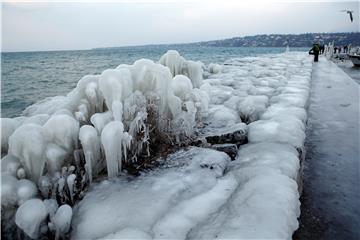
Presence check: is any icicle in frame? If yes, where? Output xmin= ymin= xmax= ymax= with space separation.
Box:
xmin=121 ymin=132 xmax=132 ymax=163
xmin=112 ymin=100 xmax=123 ymax=122
xmin=57 ymin=177 xmax=65 ymax=198
xmin=79 ymin=125 xmax=100 ymax=183
xmin=101 ymin=121 xmax=125 ymax=178
xmin=66 ymin=174 xmax=76 ymax=203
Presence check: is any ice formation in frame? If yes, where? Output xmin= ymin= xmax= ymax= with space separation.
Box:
xmin=70 ymin=52 xmax=312 ymax=240
xmin=8 ymin=124 xmax=48 ymax=182
xmin=1 ymin=174 xmax=19 ymax=207
xmin=2 ymin=50 xmax=208 ymax=183
xmin=159 ymin=50 xmax=203 ymax=88
xmin=1 ymin=154 xmax=21 ymax=177
xmin=51 ymin=204 xmax=73 ymax=238
xmin=2 ymin=51 xmax=313 ymax=239
xmin=208 ymin=63 xmax=222 ymax=74
xmin=16 ymin=179 xmax=38 ymax=205
xmin=1 ymin=118 xmax=20 ymax=152
xmin=15 ymin=199 xmax=48 ymax=239
xmin=79 ymin=125 xmax=101 ymax=183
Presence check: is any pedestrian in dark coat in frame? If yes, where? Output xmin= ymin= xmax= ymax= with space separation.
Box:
xmin=309 ymin=44 xmax=320 ymax=62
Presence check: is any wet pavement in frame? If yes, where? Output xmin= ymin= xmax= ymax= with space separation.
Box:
xmin=334 ymin=60 xmax=360 ymax=85
xmin=294 ymin=57 xmax=360 ymax=239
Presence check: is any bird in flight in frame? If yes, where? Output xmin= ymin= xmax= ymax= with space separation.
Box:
xmin=341 ymin=10 xmax=354 ymax=22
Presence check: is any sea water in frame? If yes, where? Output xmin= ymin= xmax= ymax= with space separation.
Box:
xmin=1 ymin=45 xmax=306 ymax=118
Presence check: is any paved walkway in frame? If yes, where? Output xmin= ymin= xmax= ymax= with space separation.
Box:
xmin=294 ymin=57 xmax=360 ymax=239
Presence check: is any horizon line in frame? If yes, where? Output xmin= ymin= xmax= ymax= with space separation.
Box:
xmin=2 ymin=31 xmax=358 ymax=53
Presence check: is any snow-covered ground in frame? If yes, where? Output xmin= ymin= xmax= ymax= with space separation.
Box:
xmin=70 ymin=52 xmax=312 ymax=239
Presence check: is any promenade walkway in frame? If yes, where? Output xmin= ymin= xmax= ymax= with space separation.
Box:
xmin=294 ymin=57 xmax=360 ymax=239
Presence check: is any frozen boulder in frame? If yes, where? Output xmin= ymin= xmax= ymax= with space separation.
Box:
xmin=238 ymin=95 xmax=269 ymax=123
xmin=1 ymin=154 xmax=21 ymax=176
xmin=201 ymin=123 xmax=248 ymax=145
xmin=15 ymin=199 xmax=48 ymax=239
xmin=208 ymin=63 xmax=222 ymax=74
xmin=52 ymin=204 xmax=73 ymax=237
xmin=248 ymin=118 xmax=305 ymax=148
xmin=8 ymin=124 xmax=47 ymax=182
xmin=16 ymin=179 xmax=38 ymax=205
xmin=207 ymin=105 xmax=240 ymax=128
xmin=1 ymin=173 xmax=18 ymax=208
xmin=1 ymin=118 xmax=21 ymax=153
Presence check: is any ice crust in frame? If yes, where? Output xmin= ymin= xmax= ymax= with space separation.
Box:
xmin=2 ymin=51 xmax=312 ymax=239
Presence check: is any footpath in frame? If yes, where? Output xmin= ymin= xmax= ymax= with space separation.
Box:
xmin=294 ymin=57 xmax=360 ymax=239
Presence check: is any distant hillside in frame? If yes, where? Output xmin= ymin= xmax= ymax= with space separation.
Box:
xmin=196 ymin=32 xmax=360 ymax=47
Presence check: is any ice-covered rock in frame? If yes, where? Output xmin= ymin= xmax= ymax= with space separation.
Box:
xmin=208 ymin=63 xmax=222 ymax=74
xmin=1 ymin=173 xmax=18 ymax=207
xmin=248 ymin=118 xmax=305 ymax=148
xmin=200 ymin=123 xmax=247 ymax=145
xmin=238 ymin=95 xmax=269 ymax=122
xmin=1 ymin=118 xmax=21 ymax=153
xmin=211 ymin=143 xmax=238 ymax=160
xmin=1 ymin=154 xmax=21 ymax=176
xmin=206 ymin=105 xmax=240 ymax=128
xmin=8 ymin=124 xmax=47 ymax=182
xmin=15 ymin=198 xmax=48 ymax=239
xmin=52 ymin=204 xmax=73 ymax=237
xmin=16 ymin=179 xmax=38 ymax=205
xmin=261 ymin=104 xmax=307 ymax=123
xmin=236 ymin=142 xmax=300 ymax=179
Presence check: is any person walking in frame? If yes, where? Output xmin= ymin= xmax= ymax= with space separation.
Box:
xmin=309 ymin=43 xmax=320 ymax=62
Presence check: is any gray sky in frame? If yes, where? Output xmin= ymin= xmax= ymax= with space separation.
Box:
xmin=1 ymin=0 xmax=359 ymax=52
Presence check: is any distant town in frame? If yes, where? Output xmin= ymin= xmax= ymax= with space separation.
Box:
xmin=94 ymin=32 xmax=360 ymax=50
xmin=195 ymin=32 xmax=360 ymax=47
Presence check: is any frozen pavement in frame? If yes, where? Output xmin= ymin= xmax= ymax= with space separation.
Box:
xmin=71 ymin=52 xmax=312 ymax=239
xmin=294 ymin=57 xmax=360 ymax=239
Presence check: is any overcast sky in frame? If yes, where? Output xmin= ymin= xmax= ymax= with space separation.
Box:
xmin=1 ymin=0 xmax=359 ymax=52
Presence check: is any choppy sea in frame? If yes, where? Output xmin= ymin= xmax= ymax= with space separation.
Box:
xmin=1 ymin=45 xmax=307 ymax=118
